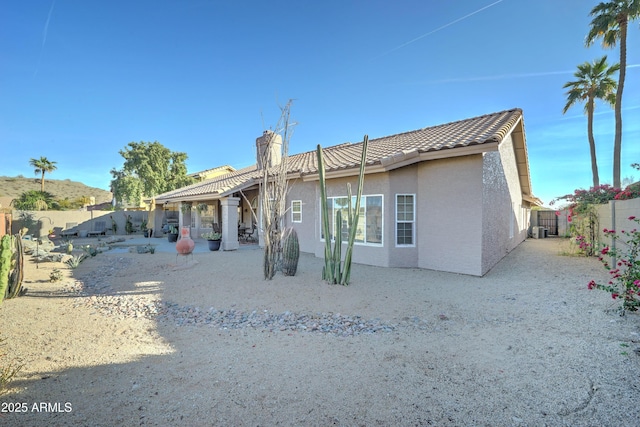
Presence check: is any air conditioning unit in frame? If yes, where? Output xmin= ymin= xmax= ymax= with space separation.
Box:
xmin=532 ymin=226 xmax=545 ymax=239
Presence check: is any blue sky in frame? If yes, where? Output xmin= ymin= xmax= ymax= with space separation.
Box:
xmin=1 ymin=0 xmax=639 ymax=207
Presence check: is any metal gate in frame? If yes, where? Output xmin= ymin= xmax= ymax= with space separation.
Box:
xmin=535 ymin=210 xmax=558 ymax=235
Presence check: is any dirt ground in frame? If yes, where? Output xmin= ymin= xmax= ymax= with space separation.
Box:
xmin=1 ymin=238 xmax=639 ymax=426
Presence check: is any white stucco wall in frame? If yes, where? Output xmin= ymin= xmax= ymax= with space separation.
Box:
xmin=481 ymin=134 xmax=527 ymax=274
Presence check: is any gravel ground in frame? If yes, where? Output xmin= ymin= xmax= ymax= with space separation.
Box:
xmin=1 ymin=238 xmax=639 ymax=426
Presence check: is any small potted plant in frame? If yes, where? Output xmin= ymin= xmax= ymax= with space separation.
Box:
xmin=141 ymin=219 xmax=149 ymax=237
xmin=201 ymin=231 xmax=222 ymax=251
xmin=167 ymin=225 xmax=179 ymax=242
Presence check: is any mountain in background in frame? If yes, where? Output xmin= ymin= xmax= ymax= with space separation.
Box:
xmin=0 ymin=176 xmax=112 ymax=208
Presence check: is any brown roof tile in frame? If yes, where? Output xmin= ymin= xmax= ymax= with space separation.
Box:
xmin=156 ymin=108 xmax=527 ymax=201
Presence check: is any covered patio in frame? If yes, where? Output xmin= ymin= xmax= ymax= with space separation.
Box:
xmin=151 ymin=172 xmax=261 ymax=250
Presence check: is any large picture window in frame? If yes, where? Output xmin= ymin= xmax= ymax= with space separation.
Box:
xmin=321 ymin=195 xmax=383 ymax=246
xmin=396 ymin=194 xmax=415 ymax=246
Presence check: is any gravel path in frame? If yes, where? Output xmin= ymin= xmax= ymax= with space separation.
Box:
xmin=71 ymin=256 xmax=405 ymax=335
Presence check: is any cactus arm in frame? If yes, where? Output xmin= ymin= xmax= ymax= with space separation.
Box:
xmin=317 ymin=144 xmax=334 ymax=283
xmin=341 ymin=135 xmax=368 ymax=285
xmin=334 ymin=209 xmax=342 ymax=283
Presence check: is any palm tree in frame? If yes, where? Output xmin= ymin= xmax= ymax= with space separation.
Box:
xmin=586 ymin=0 xmax=640 ymax=188
xmin=563 ymin=56 xmax=619 ymax=188
xmin=29 ymin=156 xmax=58 ymax=192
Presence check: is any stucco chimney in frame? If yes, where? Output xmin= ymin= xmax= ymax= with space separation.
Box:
xmin=256 ymin=130 xmax=282 ymax=169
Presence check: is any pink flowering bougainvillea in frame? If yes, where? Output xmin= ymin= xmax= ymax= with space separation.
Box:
xmin=552 ymin=184 xmax=640 ymax=257
xmin=588 ymin=216 xmax=640 ymax=314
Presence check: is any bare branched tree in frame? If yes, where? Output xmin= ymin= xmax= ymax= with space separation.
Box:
xmin=259 ymin=100 xmax=296 ymax=280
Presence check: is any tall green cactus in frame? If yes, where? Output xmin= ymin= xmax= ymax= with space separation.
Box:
xmin=0 ymin=235 xmax=11 ymax=303
xmin=317 ymin=135 xmax=368 ymax=285
xmin=7 ymin=236 xmax=24 ymax=299
xmin=281 ymin=227 xmax=300 ymax=276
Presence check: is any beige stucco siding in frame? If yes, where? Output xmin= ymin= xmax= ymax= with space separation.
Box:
xmin=286 ymin=137 xmax=527 ymax=276
xmin=387 ymin=164 xmax=419 ymax=267
xmin=285 ymin=180 xmax=318 ymax=254
xmin=417 ymin=155 xmax=484 ymax=275
xmin=481 ymin=133 xmax=527 ymax=274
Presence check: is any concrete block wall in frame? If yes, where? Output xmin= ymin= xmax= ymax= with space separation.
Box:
xmin=10 ymin=209 xmax=148 ymax=238
xmin=595 ymin=198 xmax=640 ymax=248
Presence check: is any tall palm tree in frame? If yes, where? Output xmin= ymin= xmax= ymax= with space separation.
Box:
xmin=586 ymin=0 xmax=640 ymax=188
xmin=29 ymin=156 xmax=58 ymax=192
xmin=563 ymin=56 xmax=619 ymax=188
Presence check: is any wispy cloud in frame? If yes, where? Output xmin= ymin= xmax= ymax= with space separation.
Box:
xmin=34 ymin=0 xmax=55 ymax=77
xmin=374 ymin=0 xmax=505 ymax=59
xmin=421 ymin=63 xmax=640 ymax=85
xmin=42 ymin=0 xmax=55 ymax=47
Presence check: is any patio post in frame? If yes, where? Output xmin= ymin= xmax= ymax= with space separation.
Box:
xmin=220 ymin=197 xmax=240 ymax=251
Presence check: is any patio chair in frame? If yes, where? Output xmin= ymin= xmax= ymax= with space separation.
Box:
xmin=60 ymin=222 xmax=78 ymax=237
xmin=87 ymin=220 xmax=107 ymax=237
xmin=245 ymin=224 xmax=258 ymax=242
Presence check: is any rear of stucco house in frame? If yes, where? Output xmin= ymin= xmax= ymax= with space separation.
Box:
xmin=155 ymin=108 xmax=539 ymax=276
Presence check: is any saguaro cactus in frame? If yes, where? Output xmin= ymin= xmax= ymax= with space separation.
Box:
xmin=317 ymin=135 xmax=368 ymax=285
xmin=281 ymin=227 xmax=300 ymax=276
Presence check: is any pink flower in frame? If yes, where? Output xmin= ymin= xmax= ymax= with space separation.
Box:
xmin=588 ymin=280 xmax=596 ymax=290
xmin=601 ymin=247 xmax=610 ymax=255
xmin=629 ymin=216 xmax=636 ymax=220
xmin=612 ymin=293 xmax=619 ymax=300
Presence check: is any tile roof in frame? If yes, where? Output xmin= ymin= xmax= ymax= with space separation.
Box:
xmin=155 ymin=108 xmax=530 ymax=202
xmin=288 ymin=108 xmax=524 ymax=174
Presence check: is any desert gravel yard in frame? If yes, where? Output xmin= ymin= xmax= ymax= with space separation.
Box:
xmin=1 ymin=237 xmax=639 ymax=426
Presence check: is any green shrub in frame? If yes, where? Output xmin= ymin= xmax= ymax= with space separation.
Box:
xmin=0 ymin=336 xmax=23 ymax=395
xmin=49 ymin=268 xmax=63 ymax=282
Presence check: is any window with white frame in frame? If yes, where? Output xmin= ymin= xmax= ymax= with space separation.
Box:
xmin=321 ymin=195 xmax=383 ymax=245
xmin=396 ymin=194 xmax=415 ymax=246
xmin=291 ymin=200 xmax=302 ymax=223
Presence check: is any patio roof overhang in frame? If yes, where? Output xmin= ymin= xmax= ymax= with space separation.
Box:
xmin=154 ymin=179 xmax=259 ymax=204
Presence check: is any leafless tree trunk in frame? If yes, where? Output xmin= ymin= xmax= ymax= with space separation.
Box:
xmin=260 ymin=100 xmax=296 ymax=279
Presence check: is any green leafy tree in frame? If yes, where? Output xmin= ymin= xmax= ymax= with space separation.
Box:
xmin=563 ymin=56 xmax=619 ymax=188
xmin=586 ymin=0 xmax=640 ymax=188
xmin=29 ymin=157 xmax=57 ymax=192
xmin=110 ymin=141 xmax=195 ymax=206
